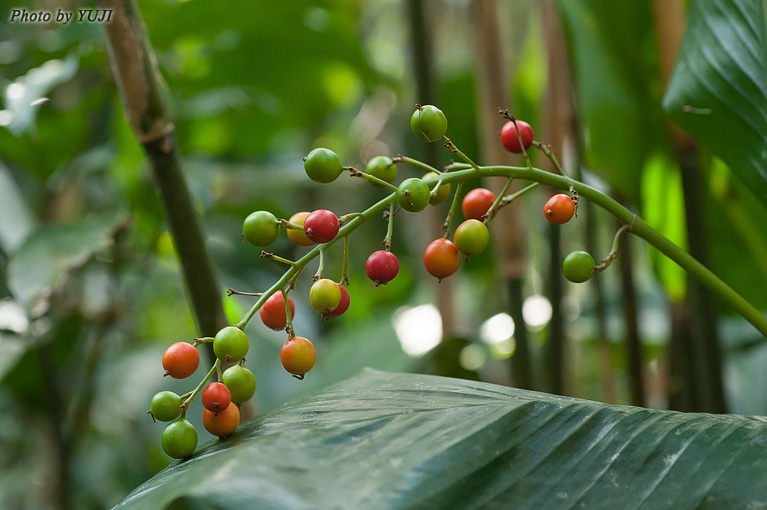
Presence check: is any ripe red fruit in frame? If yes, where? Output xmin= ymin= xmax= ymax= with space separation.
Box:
xmin=543 ymin=194 xmax=575 ymax=225
xmin=280 ymin=336 xmax=317 ymax=378
xmin=201 ymin=382 xmax=232 ymax=414
xmin=162 ymin=342 xmax=200 ymax=379
xmin=303 ymin=209 xmax=339 ymax=244
xmin=462 ymin=188 xmax=497 ymax=221
xmin=423 ymin=238 xmax=461 ymax=281
xmin=203 ymin=403 xmax=240 ymax=438
xmin=500 ymin=120 xmax=534 ymax=153
xmin=325 ymin=283 xmax=350 ymax=318
xmin=260 ymin=292 xmax=296 ymax=330
xmin=365 ymin=250 xmax=399 ymax=286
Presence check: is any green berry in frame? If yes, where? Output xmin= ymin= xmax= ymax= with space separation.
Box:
xmin=454 ymin=219 xmax=490 ymax=255
xmin=222 ymin=364 xmax=256 ymax=404
xmin=309 ymin=278 xmax=342 ymax=314
xmin=213 ymin=326 xmax=249 ymax=362
xmin=423 ymin=171 xmax=451 ymax=205
xmin=562 ymin=251 xmax=595 ymax=283
xmin=304 ymin=148 xmax=343 ymax=183
xmin=396 ymin=178 xmax=431 ymax=212
xmin=411 ymin=105 xmax=447 ymax=143
xmin=150 ymin=391 xmax=183 ymax=422
xmin=243 ymin=211 xmax=280 ymax=246
xmin=365 ymin=156 xmax=397 ymax=186
xmin=161 ymin=418 xmax=198 ymax=459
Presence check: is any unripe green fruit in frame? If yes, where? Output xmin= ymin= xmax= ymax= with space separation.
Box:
xmin=150 ymin=391 xmax=183 ymax=422
xmin=396 ymin=178 xmax=431 ymax=212
xmin=423 ymin=171 xmax=451 ymax=205
xmin=411 ymin=105 xmax=448 ymax=142
xmin=309 ymin=278 xmax=342 ymax=314
xmin=213 ymin=326 xmax=249 ymax=362
xmin=454 ymin=219 xmax=490 ymax=255
xmin=304 ymin=148 xmax=344 ymax=183
xmin=161 ymin=418 xmax=198 ymax=459
xmin=222 ymin=365 xmax=256 ymax=404
xmin=562 ymin=251 xmax=595 ymax=283
xmin=365 ymin=156 xmax=397 ymax=186
xmin=243 ymin=211 xmax=280 ymax=246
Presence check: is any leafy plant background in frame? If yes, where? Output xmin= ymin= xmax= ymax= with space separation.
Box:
xmin=0 ymin=1 xmax=766 ymax=509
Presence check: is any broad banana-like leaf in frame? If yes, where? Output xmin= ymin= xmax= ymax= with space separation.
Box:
xmin=663 ymin=0 xmax=767 ymax=206
xmin=114 ymin=369 xmax=767 ymax=509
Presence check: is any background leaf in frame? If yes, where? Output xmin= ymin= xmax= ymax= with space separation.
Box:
xmin=663 ymin=0 xmax=767 ymax=206
xmin=115 ymin=369 xmax=767 ymax=510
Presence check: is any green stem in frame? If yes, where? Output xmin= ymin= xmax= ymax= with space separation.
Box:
xmin=348 ymin=167 xmax=399 ymax=191
xmin=595 ymin=222 xmax=634 ymax=272
xmin=484 ymin=178 xmax=514 ymax=225
xmin=181 ymin=359 xmax=220 ymax=415
xmin=261 ymin=252 xmax=295 ymax=266
xmin=533 ymin=141 xmax=566 ymax=176
xmin=443 ymin=164 xmax=767 ymax=336
xmin=282 ymin=289 xmax=295 ymax=337
xmin=341 ymin=236 xmax=350 ymax=286
xmin=443 ymin=136 xmax=481 ymax=173
xmin=442 ymin=181 xmax=464 ymax=239
xmin=383 ymin=203 xmax=395 ymax=250
xmin=394 ymin=155 xmax=441 ymax=175
xmin=499 ymin=182 xmax=540 ymax=207
xmin=314 ymin=249 xmax=326 ymax=280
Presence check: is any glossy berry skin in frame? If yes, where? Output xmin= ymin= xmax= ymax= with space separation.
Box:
xmin=162 ymin=342 xmax=199 ymax=379
xmin=287 ymin=211 xmax=315 ymax=247
xmin=203 ymin=403 xmax=240 ymax=438
xmin=213 ymin=326 xmax=249 ymax=363
xmin=423 ymin=171 xmax=451 ymax=205
xmin=396 ymin=178 xmax=431 ymax=212
xmin=150 ymin=391 xmax=183 ymax=422
xmin=260 ymin=292 xmax=296 ymax=330
xmin=222 ymin=365 xmax=256 ymax=404
xmin=325 ymin=284 xmax=350 ymax=318
xmin=303 ymin=209 xmax=339 ymax=244
xmin=562 ymin=251 xmax=595 ymax=283
xmin=242 ymin=211 xmax=280 ymax=247
xmin=423 ymin=238 xmax=461 ymax=280
xmin=281 ymin=336 xmax=317 ymax=378
xmin=543 ymin=194 xmax=575 ymax=225
xmin=161 ymin=418 xmax=198 ymax=459
xmin=365 ymin=156 xmax=397 ymax=186
xmin=411 ymin=104 xmax=448 ymax=142
xmin=462 ymin=188 xmax=497 ymax=221
xmin=310 ymin=278 xmax=342 ymax=314
xmin=304 ymin=148 xmax=343 ymax=183
xmin=365 ymin=250 xmax=399 ymax=286
xmin=454 ymin=219 xmax=490 ymax=255
xmin=500 ymin=120 xmax=535 ymax=153
xmin=201 ymin=382 xmax=231 ymax=414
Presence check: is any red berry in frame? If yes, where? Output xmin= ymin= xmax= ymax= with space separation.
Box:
xmin=203 ymin=403 xmax=240 ymax=438
xmin=280 ymin=336 xmax=317 ymax=378
xmin=325 ymin=284 xmax=350 ymax=318
xmin=423 ymin=238 xmax=461 ymax=281
xmin=260 ymin=293 xmax=296 ymax=330
xmin=201 ymin=382 xmax=231 ymax=414
xmin=500 ymin=120 xmax=534 ymax=153
xmin=365 ymin=250 xmax=399 ymax=286
xmin=543 ymin=194 xmax=575 ymax=225
xmin=162 ymin=342 xmax=200 ymax=379
xmin=303 ymin=210 xmax=339 ymax=244
xmin=462 ymin=188 xmax=497 ymax=221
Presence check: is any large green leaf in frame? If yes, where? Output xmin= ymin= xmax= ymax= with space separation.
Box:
xmin=663 ymin=0 xmax=767 ymax=206
xmin=115 ymin=369 xmax=767 ymax=509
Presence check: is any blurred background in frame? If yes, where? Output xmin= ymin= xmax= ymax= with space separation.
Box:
xmin=1 ymin=0 xmax=766 ymax=508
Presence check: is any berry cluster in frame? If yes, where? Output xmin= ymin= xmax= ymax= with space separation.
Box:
xmin=150 ymin=329 xmax=256 ymax=458
xmin=149 ymin=104 xmax=620 ymax=459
